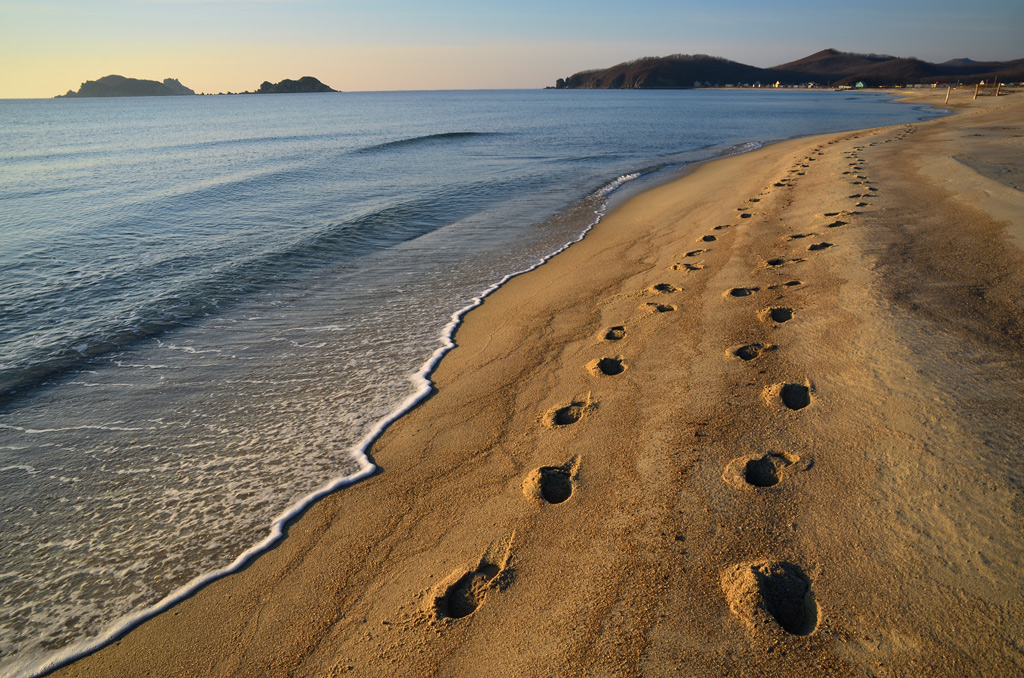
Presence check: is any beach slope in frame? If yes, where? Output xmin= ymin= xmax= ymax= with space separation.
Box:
xmin=55 ymin=89 xmax=1024 ymax=677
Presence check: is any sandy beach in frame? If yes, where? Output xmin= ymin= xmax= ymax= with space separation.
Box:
xmin=53 ymin=88 xmax=1024 ymax=677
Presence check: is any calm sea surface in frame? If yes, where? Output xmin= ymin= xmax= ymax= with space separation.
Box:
xmin=0 ymin=89 xmax=942 ymax=676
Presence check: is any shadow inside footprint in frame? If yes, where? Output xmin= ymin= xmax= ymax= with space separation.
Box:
xmin=730 ymin=343 xmax=772 ymax=361
xmin=765 ymin=307 xmax=793 ymax=323
xmin=728 ymin=287 xmax=759 ymax=297
xmin=721 ymin=560 xmax=819 ymax=637
xmin=551 ymin=404 xmax=583 ymax=425
xmin=604 ymin=325 xmax=625 ymax=341
xmin=808 ymin=242 xmax=833 ymax=251
xmin=652 ymin=283 xmax=679 ymax=293
xmin=765 ymin=258 xmax=786 ymax=267
xmin=432 ymin=535 xmax=515 ymax=621
xmin=756 ymin=563 xmax=818 ymax=635
xmin=826 ymin=220 xmax=847 ymax=228
xmin=780 ymin=383 xmax=811 ymax=410
xmin=440 ymin=564 xmax=501 ymax=619
xmin=701 ymin=234 xmax=717 ymax=242
xmin=647 ymin=303 xmax=676 ymax=313
xmin=538 ymin=467 xmax=573 ymax=503
xmin=744 ymin=453 xmax=794 ymax=487
xmin=591 ymin=357 xmax=625 ymax=376
xmin=524 ymin=458 xmax=579 ymax=505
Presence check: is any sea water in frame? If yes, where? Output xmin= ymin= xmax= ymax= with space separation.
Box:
xmin=0 ymin=89 xmax=942 ymax=676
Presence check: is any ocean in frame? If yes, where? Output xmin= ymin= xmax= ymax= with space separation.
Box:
xmin=0 ymin=89 xmax=943 ymax=677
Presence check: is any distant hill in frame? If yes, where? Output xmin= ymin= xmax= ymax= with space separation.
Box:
xmin=57 ymin=75 xmax=196 ymax=98
xmin=771 ymin=49 xmax=895 ymax=77
xmin=553 ymin=49 xmax=1024 ymax=89
xmin=772 ymin=49 xmax=1024 ymax=87
xmin=256 ymin=77 xmax=336 ymax=94
xmin=555 ymin=55 xmax=773 ymax=89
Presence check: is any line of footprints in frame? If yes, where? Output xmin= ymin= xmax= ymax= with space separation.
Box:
xmin=427 ymin=130 xmax=898 ymax=638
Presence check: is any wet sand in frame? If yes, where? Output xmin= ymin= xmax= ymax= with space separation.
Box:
xmin=54 ymin=88 xmax=1024 ymax=677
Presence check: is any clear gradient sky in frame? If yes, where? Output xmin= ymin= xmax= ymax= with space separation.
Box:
xmin=1 ymin=0 xmax=1021 ymax=98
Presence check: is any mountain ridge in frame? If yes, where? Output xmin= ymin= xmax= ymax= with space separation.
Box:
xmin=553 ymin=48 xmax=1024 ymax=89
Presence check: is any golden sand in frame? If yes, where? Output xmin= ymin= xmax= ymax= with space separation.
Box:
xmin=56 ymin=88 xmax=1024 ymax=677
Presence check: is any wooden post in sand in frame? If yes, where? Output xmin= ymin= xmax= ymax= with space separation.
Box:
xmin=974 ymin=82 xmax=981 ymax=100
xmin=996 ymin=83 xmax=1003 ymax=96
xmin=945 ymin=85 xmax=951 ymax=104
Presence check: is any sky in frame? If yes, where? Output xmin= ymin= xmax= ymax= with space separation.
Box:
xmin=1 ymin=0 xmax=1021 ymax=98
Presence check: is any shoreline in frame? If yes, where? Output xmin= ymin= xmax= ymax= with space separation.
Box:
xmin=18 ymin=139 xmax=779 ymax=678
xmin=52 ymin=89 xmax=1024 ymax=676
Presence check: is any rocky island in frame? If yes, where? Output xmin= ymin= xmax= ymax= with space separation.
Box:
xmin=255 ymin=77 xmax=337 ymax=94
xmin=57 ymin=75 xmax=196 ymax=98
xmin=56 ymin=74 xmax=339 ymax=98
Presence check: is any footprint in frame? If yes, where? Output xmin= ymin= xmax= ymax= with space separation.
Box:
xmin=807 ymin=242 xmax=833 ymax=251
xmin=764 ymin=258 xmax=786 ymax=267
xmin=854 ymin=202 xmax=868 ymax=207
xmin=604 ymin=325 xmax=626 ymax=341
xmin=685 ymin=249 xmax=708 ymax=257
xmin=714 ymin=224 xmax=731 ymax=231
xmin=764 ymin=382 xmax=813 ymax=410
xmin=589 ymin=356 xmax=626 ymax=376
xmin=701 ymin=234 xmax=717 ymax=242
xmin=647 ymin=303 xmax=676 ymax=313
xmin=848 ymin=193 xmax=862 ymax=198
xmin=787 ymin=233 xmax=815 ymax=240
xmin=545 ymin=395 xmax=594 ymax=427
xmin=722 ymin=451 xmax=808 ymax=489
xmin=651 ymin=283 xmax=679 ymax=293
xmin=739 ymin=213 xmax=752 ymax=219
xmin=826 ymin=220 xmax=847 ymax=229
xmin=671 ymin=262 xmax=704 ymax=272
xmin=728 ymin=343 xmax=774 ymax=361
xmin=721 ymin=560 xmax=819 ymax=636
xmin=743 ymin=453 xmax=797 ymax=487
xmin=429 ymin=534 xmax=515 ymax=620
xmin=523 ymin=458 xmax=579 ymax=504
xmin=726 ymin=287 xmax=760 ymax=298
xmin=767 ymin=280 xmax=802 ymax=290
